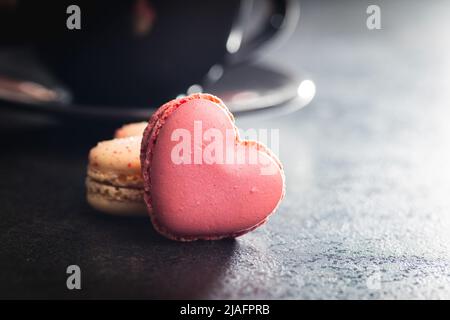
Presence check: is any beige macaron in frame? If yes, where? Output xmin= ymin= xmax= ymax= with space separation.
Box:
xmin=114 ymin=122 xmax=148 ymax=139
xmin=86 ymin=136 xmax=148 ymax=216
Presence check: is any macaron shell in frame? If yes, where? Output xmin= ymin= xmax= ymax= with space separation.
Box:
xmin=89 ymin=136 xmax=142 ymax=176
xmin=143 ymin=97 xmax=285 ymax=241
xmin=140 ymin=93 xmax=231 ymax=171
xmin=140 ymin=93 xmax=233 ymax=213
xmin=87 ymin=193 xmax=148 ymax=216
xmin=115 ymin=122 xmax=148 ymax=138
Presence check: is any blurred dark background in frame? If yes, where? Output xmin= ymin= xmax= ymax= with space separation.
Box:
xmin=0 ymin=0 xmax=300 ymax=110
xmin=0 ymin=0 xmax=240 ymax=106
xmin=1 ymin=0 xmax=450 ymax=299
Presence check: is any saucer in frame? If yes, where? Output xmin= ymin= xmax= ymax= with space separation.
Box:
xmin=0 ymin=49 xmax=314 ymax=122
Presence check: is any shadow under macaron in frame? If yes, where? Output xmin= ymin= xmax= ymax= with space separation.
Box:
xmin=79 ymin=203 xmax=239 ymax=299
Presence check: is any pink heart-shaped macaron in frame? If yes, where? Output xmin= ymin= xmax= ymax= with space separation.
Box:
xmin=141 ymin=94 xmax=285 ymax=241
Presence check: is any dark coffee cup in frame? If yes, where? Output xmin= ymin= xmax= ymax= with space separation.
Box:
xmin=1 ymin=0 xmax=298 ymax=107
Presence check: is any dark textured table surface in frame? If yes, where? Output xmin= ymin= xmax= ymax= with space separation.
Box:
xmin=2 ymin=0 xmax=450 ymax=299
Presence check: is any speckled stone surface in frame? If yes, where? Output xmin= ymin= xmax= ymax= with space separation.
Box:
xmin=1 ymin=0 xmax=450 ymax=299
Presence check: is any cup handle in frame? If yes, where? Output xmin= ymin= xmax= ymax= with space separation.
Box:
xmin=226 ymin=0 xmax=300 ymax=64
